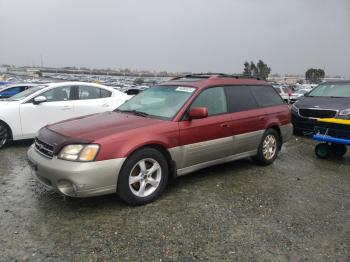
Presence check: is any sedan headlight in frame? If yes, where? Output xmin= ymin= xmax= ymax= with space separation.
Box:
xmin=58 ymin=144 xmax=100 ymax=162
xmin=291 ymin=104 xmax=299 ymax=112
xmin=339 ymin=109 xmax=350 ymax=116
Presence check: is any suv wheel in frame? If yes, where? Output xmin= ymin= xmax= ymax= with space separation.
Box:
xmin=254 ymin=129 xmax=280 ymax=166
xmin=0 ymin=122 xmax=9 ymax=149
xmin=117 ymin=147 xmax=168 ymax=205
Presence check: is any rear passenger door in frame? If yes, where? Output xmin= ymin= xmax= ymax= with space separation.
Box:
xmin=73 ymin=85 xmax=113 ymax=117
xmin=225 ymin=86 xmax=266 ymax=155
xmin=178 ymin=87 xmax=234 ymax=168
xmin=250 ymin=85 xmax=287 ymax=125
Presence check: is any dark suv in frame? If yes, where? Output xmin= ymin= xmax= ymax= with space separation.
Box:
xmin=28 ymin=74 xmax=292 ymax=205
xmin=292 ymin=81 xmax=350 ymax=134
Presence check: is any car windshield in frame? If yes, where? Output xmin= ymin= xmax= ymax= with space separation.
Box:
xmin=7 ymin=85 xmax=44 ymax=101
xmin=116 ymin=85 xmax=196 ymax=119
xmin=308 ymin=83 xmax=350 ymax=98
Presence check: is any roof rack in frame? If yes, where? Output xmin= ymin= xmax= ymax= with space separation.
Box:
xmin=171 ymin=73 xmax=260 ymax=81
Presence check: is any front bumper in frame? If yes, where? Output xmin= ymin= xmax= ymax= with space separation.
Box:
xmin=27 ymin=145 xmax=126 ymax=197
xmin=291 ymin=111 xmax=318 ymax=133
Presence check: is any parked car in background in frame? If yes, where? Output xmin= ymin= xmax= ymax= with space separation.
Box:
xmin=123 ymin=86 xmax=149 ymax=95
xmin=292 ymin=81 xmax=350 ymax=134
xmin=0 ymin=82 xmax=131 ymax=148
xmin=0 ymin=83 xmax=38 ymax=99
xmin=27 ymin=74 xmax=292 ymax=205
xmin=273 ymin=85 xmax=290 ymax=103
xmin=290 ymin=88 xmax=311 ymax=104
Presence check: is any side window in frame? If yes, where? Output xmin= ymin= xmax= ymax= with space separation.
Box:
xmin=6 ymin=87 xmax=22 ymax=93
xmin=191 ymin=87 xmax=227 ymax=116
xmin=78 ymin=86 xmax=112 ymax=100
xmin=251 ymin=86 xmax=284 ymax=107
xmin=40 ymin=86 xmax=72 ymax=102
xmin=100 ymin=88 xmax=112 ymax=98
xmin=225 ymin=86 xmax=259 ymax=112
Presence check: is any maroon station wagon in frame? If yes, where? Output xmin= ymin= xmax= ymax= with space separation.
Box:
xmin=27 ymin=74 xmax=292 ymax=205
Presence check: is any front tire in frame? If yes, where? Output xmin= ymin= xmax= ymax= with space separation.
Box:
xmin=315 ymin=143 xmax=331 ymax=159
xmin=117 ymin=147 xmax=169 ymax=206
xmin=254 ymin=129 xmax=280 ymax=166
xmin=0 ymin=122 xmax=9 ymax=149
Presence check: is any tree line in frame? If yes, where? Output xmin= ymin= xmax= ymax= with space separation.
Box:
xmin=241 ymin=60 xmax=326 ymax=83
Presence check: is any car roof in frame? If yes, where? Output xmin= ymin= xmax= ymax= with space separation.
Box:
xmin=321 ymin=80 xmax=350 ymax=84
xmin=0 ymin=83 xmax=38 ymax=89
xmin=43 ymin=81 xmax=118 ymax=92
xmin=160 ymin=74 xmax=270 ymax=90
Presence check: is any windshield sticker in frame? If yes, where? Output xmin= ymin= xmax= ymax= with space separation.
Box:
xmin=176 ymin=86 xmax=195 ymax=93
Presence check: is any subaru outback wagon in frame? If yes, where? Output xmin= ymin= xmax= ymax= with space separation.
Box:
xmin=27 ymin=74 xmax=292 ymax=205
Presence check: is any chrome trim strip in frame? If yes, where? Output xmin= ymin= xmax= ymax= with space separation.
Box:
xmin=297 ymin=107 xmax=338 ymax=119
xmin=176 ymin=150 xmax=257 ymax=176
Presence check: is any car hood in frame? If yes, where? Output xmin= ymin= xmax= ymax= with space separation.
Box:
xmin=295 ymin=96 xmax=350 ymax=110
xmin=47 ymin=111 xmax=165 ymax=141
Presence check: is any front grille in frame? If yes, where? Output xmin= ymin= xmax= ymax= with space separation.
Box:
xmin=34 ymin=138 xmax=54 ymax=158
xmin=299 ymin=108 xmax=337 ymax=118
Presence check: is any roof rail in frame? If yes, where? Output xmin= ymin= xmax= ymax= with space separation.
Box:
xmin=171 ymin=73 xmax=261 ymax=81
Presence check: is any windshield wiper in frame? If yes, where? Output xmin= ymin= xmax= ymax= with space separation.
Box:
xmin=116 ymin=109 xmax=149 ymax=117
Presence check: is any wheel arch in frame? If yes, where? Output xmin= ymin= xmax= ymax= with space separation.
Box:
xmin=266 ymin=124 xmax=282 ymax=150
xmin=121 ymin=143 xmax=177 ymax=181
xmin=0 ymin=119 xmax=13 ymax=140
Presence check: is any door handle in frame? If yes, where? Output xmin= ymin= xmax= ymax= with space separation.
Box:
xmin=102 ymin=103 xmax=110 ymax=107
xmin=221 ymin=123 xmax=231 ymax=128
xmin=259 ymin=116 xmax=266 ymax=121
xmin=62 ymin=106 xmax=72 ymax=110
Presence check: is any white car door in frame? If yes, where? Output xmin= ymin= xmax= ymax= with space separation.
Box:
xmin=19 ymin=85 xmax=75 ymax=138
xmin=73 ymin=85 xmax=114 ymax=116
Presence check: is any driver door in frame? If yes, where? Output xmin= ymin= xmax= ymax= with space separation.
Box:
xmin=178 ymin=87 xmax=234 ymax=168
xmin=19 ymin=86 xmax=75 ymax=138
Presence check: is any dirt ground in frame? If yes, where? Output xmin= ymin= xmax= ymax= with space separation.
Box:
xmin=0 ymin=136 xmax=349 ymax=261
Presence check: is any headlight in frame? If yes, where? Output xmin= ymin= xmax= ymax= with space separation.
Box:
xmin=339 ymin=109 xmax=350 ymax=116
xmin=291 ymin=104 xmax=299 ymax=112
xmin=58 ymin=144 xmax=100 ymax=162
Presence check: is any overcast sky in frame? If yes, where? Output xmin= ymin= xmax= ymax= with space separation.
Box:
xmin=0 ymin=0 xmax=349 ymax=76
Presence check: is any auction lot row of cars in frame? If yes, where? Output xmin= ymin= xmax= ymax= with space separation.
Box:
xmin=1 ymin=75 xmax=349 ymax=205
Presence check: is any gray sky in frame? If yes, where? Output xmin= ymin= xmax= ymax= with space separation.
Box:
xmin=0 ymin=0 xmax=349 ymax=76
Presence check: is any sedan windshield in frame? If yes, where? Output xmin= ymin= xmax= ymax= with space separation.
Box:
xmin=7 ymin=85 xmax=45 ymax=101
xmin=116 ymin=85 xmax=196 ymax=119
xmin=308 ymin=83 xmax=350 ymax=98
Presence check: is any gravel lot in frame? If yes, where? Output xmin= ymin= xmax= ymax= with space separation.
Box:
xmin=0 ymin=136 xmax=349 ymax=261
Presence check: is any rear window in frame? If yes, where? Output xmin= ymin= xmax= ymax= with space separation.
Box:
xmin=225 ymin=86 xmax=259 ymax=112
xmin=251 ymin=86 xmax=284 ymax=107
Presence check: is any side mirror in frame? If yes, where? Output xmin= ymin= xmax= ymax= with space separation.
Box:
xmin=33 ymin=96 xmax=47 ymax=105
xmin=189 ymin=107 xmax=208 ymax=119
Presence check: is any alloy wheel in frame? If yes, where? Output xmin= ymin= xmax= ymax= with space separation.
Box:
xmin=262 ymin=134 xmax=277 ymax=160
xmin=129 ymin=158 xmax=162 ymax=197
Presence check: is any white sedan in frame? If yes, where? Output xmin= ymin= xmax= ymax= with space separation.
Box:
xmin=0 ymin=82 xmax=131 ymax=148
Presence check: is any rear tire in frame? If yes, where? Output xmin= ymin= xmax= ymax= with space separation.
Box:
xmin=0 ymin=122 xmax=9 ymax=149
xmin=330 ymin=143 xmax=347 ymax=157
xmin=117 ymin=147 xmax=169 ymax=206
xmin=315 ymin=143 xmax=331 ymax=159
xmin=254 ymin=129 xmax=280 ymax=166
